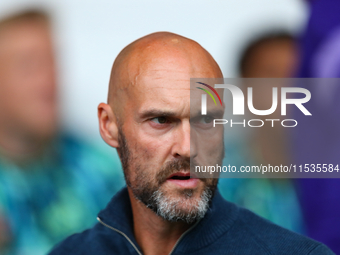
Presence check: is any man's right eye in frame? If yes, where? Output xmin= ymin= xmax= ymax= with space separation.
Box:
xmin=150 ymin=117 xmax=169 ymax=124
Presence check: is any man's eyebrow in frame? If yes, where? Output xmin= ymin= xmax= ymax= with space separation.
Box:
xmin=139 ymin=109 xmax=178 ymax=119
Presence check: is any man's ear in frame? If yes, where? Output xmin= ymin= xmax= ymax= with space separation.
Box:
xmin=98 ymin=103 xmax=119 ymax=148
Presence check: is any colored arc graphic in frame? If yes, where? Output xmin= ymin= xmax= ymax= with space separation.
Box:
xmin=196 ymin=82 xmax=223 ymax=105
xmin=196 ymin=87 xmax=217 ymax=105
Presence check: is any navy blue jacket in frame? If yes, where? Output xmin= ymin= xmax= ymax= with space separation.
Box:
xmin=49 ymin=187 xmax=334 ymax=254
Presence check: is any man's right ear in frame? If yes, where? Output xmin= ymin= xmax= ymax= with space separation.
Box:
xmin=98 ymin=103 xmax=119 ymax=148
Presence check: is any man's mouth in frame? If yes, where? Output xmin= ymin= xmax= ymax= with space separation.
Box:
xmin=166 ymin=172 xmax=199 ymax=188
xmin=168 ymin=172 xmax=190 ymax=180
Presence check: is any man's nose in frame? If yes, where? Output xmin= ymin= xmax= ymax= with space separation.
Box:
xmin=172 ymin=119 xmax=191 ymax=159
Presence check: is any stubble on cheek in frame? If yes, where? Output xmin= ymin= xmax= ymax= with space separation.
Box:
xmin=117 ymin=125 xmax=159 ymax=191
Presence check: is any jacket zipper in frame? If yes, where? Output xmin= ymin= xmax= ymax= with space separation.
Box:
xmin=97 ymin=217 xmax=142 ymax=255
xmin=98 ymin=216 xmax=200 ymax=255
xmin=168 ymin=219 xmax=201 ymax=255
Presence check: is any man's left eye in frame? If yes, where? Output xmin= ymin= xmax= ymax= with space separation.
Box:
xmin=200 ymin=116 xmax=213 ymax=124
xmin=151 ymin=117 xmax=168 ymax=124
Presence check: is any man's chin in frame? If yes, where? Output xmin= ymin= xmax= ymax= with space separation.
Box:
xmin=163 ymin=182 xmax=210 ymax=202
xmin=161 ymin=178 xmax=211 ymax=199
xmin=152 ymin=185 xmax=213 ymax=224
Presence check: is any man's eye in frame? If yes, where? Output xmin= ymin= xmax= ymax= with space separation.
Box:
xmin=151 ymin=117 xmax=168 ymax=124
xmin=200 ymin=116 xmax=213 ymax=124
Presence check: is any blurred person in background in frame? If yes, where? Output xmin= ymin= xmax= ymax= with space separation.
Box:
xmin=0 ymin=9 xmax=124 ymax=255
xmin=239 ymin=32 xmax=298 ymax=168
xmin=239 ymin=32 xmax=297 ymax=78
xmin=292 ymin=0 xmax=340 ymax=253
xmin=218 ymin=32 xmax=303 ymax=233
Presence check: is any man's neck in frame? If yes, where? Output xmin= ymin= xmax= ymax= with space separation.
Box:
xmin=128 ymin=188 xmax=192 ymax=255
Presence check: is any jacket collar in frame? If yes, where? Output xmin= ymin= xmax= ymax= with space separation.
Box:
xmin=97 ymin=187 xmax=139 ymax=248
xmin=97 ymin=187 xmax=239 ymax=253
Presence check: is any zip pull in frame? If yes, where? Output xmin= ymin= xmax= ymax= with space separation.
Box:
xmin=97 ymin=217 xmax=142 ymax=255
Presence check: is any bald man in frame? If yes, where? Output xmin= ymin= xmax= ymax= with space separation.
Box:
xmin=49 ymin=32 xmax=333 ymax=255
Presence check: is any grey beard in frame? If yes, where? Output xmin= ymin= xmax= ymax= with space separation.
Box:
xmin=143 ymin=187 xmax=213 ymax=224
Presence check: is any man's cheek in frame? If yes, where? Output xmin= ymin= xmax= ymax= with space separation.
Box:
xmin=197 ymin=145 xmax=221 ymax=163
xmin=207 ymin=141 xmax=224 ymax=160
xmin=139 ymin=139 xmax=170 ymax=164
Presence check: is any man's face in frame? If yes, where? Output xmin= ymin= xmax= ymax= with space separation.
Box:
xmin=243 ymin=39 xmax=297 ymax=78
xmin=0 ymin=21 xmax=57 ymax=140
xmin=116 ymin=54 xmax=223 ymax=223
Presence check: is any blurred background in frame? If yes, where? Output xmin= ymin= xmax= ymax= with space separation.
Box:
xmin=0 ymin=0 xmax=307 ymax=140
xmin=1 ymin=0 xmax=339 ymax=254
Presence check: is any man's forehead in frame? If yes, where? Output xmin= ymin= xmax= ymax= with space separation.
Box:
xmin=108 ymin=32 xmax=223 ymax=115
xmin=131 ymin=78 xmax=190 ymax=105
xmin=125 ymin=62 xmax=222 ymax=114
xmin=131 ymin=54 xmax=219 ymax=88
xmin=135 ymin=70 xmax=192 ymax=90
xmin=123 ymin=70 xmax=190 ymax=117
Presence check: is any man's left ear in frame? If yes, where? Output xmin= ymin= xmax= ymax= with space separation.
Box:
xmin=98 ymin=103 xmax=119 ymax=148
